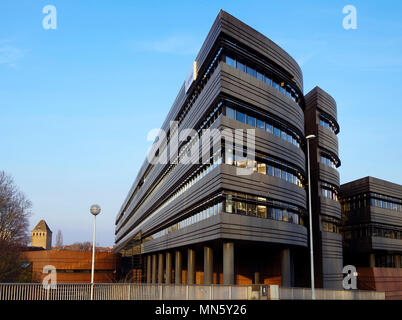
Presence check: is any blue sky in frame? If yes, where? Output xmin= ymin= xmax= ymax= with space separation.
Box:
xmin=1 ymin=1 xmax=401 ymax=246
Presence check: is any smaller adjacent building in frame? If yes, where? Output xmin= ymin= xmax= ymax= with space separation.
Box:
xmin=340 ymin=176 xmax=402 ymax=297
xmin=24 ymin=250 xmax=121 ymax=283
xmin=25 ymin=220 xmax=121 ymax=283
xmin=31 ymin=220 xmax=52 ymax=250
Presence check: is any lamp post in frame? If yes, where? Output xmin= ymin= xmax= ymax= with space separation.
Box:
xmin=306 ymin=134 xmax=316 ymax=300
xmin=90 ymin=204 xmax=101 ymax=300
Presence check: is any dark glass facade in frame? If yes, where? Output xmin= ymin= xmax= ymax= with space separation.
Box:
xmin=114 ymin=10 xmax=342 ymax=288
xmin=340 ymin=177 xmax=402 ymax=269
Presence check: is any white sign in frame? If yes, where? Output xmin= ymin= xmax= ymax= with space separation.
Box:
xmin=184 ymin=61 xmax=198 ymax=93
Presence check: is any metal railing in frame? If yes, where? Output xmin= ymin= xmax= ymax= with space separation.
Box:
xmin=0 ymin=283 xmax=250 ymax=300
xmin=279 ymin=287 xmax=385 ymax=300
xmin=0 ymin=283 xmax=386 ymax=300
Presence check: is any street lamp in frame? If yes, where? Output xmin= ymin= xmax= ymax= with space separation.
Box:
xmin=306 ymin=134 xmax=316 ymax=300
xmin=90 ymin=204 xmax=101 ymax=300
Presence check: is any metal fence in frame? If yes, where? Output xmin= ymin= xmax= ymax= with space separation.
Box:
xmin=0 ymin=283 xmax=386 ymax=300
xmin=0 ymin=283 xmax=250 ymax=300
xmin=279 ymin=287 xmax=385 ymax=300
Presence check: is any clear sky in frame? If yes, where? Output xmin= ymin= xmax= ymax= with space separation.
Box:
xmin=1 ymin=1 xmax=401 ymax=247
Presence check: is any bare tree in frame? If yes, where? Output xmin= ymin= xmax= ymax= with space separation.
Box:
xmin=69 ymin=241 xmax=92 ymax=251
xmin=0 ymin=171 xmax=31 ymax=245
xmin=55 ymin=229 xmax=63 ymax=247
xmin=0 ymin=171 xmax=33 ymax=282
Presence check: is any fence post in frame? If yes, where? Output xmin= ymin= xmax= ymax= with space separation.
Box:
xmin=210 ymin=285 xmax=213 ymax=300
xmin=46 ymin=286 xmax=50 ymax=300
xmin=159 ymin=285 xmax=163 ymax=300
xmin=186 ymin=285 xmax=189 ymax=300
xmin=269 ymin=285 xmax=279 ymax=300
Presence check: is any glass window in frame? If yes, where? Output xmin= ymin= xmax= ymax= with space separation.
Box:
xmin=236 ymin=201 xmax=247 ymax=215
xmin=246 ymin=66 xmax=256 ymax=77
xmin=257 ymin=205 xmax=266 ymax=218
xmin=225 ymin=197 xmax=233 ymax=213
xmin=226 ymin=107 xmax=236 ymax=119
xmin=283 ymin=210 xmax=289 ymax=222
xmin=281 ymin=131 xmax=287 ymax=140
xmin=247 ymin=203 xmax=257 ymax=216
xmin=275 ymin=167 xmax=281 ymax=178
xmin=236 ymin=60 xmax=245 ymax=72
xmin=225 ymin=149 xmax=233 ymax=165
xmin=273 ymin=81 xmax=279 ymax=89
xmin=275 ymin=208 xmax=282 ymax=221
xmin=274 ymin=127 xmax=280 ymax=137
xmin=225 ymin=56 xmax=235 ymax=67
xmin=265 ymin=74 xmax=272 ymax=86
xmin=279 ymin=85 xmax=285 ymax=94
xmin=257 ymin=119 xmax=265 ymax=130
xmin=267 ymin=165 xmax=274 ymax=176
xmin=236 ymin=111 xmax=246 ymax=123
xmin=257 ymin=163 xmax=266 ymax=174
xmin=266 ymin=123 xmax=273 ymax=134
xmin=235 ymin=154 xmax=247 ymax=168
xmin=257 ymin=71 xmax=264 ymax=81
xmin=248 ymin=159 xmax=257 ymax=172
xmin=281 ymin=170 xmax=287 ymax=180
xmin=267 ymin=207 xmax=273 ymax=219
xmin=287 ymin=134 xmax=292 ymax=143
xmin=247 ymin=115 xmax=256 ymax=127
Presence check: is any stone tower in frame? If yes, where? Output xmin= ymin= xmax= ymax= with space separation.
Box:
xmin=31 ymin=220 xmax=52 ymax=250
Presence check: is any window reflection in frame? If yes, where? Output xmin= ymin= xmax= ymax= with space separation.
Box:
xmin=224 ymin=104 xmax=301 ymax=148
xmin=224 ymin=54 xmax=300 ymax=104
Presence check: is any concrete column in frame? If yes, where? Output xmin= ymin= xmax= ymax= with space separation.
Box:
xmin=152 ymin=254 xmax=157 ymax=283
xmin=146 ymin=255 xmax=152 ymax=283
xmin=396 ymin=255 xmax=401 ymax=268
xmin=204 ymin=246 xmax=213 ymax=284
xmin=166 ymin=252 xmax=172 ymax=284
xmin=187 ymin=248 xmax=196 ymax=284
xmin=223 ymin=242 xmax=234 ymax=284
xmin=369 ymin=253 xmax=376 ymax=268
xmin=281 ymin=248 xmax=294 ymax=287
xmin=254 ymin=272 xmax=260 ymax=284
xmin=175 ymin=250 xmax=182 ymax=284
xmin=158 ymin=253 xmax=164 ymax=283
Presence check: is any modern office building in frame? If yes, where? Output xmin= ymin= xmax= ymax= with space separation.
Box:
xmin=305 ymin=87 xmax=343 ymax=289
xmin=339 ymin=176 xmax=402 ymax=296
xmin=114 ymin=10 xmax=342 ymax=288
